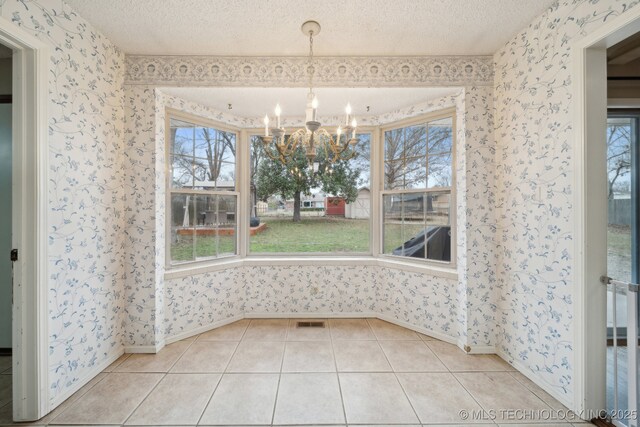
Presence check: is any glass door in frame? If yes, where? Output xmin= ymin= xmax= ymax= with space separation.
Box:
xmin=606 ymin=112 xmax=640 ymax=427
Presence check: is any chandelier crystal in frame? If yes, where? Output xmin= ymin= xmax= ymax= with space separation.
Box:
xmin=260 ymin=21 xmax=359 ymax=166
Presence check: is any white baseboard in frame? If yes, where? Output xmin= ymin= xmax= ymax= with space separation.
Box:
xmin=164 ymin=314 xmax=245 ymax=345
xmin=245 ymin=311 xmax=376 ymax=319
xmin=48 ymin=347 xmax=124 ymax=410
xmin=457 ymin=342 xmax=497 ymax=354
xmin=374 ymin=313 xmax=458 ymax=345
xmin=124 ymin=342 xmax=165 ymax=354
xmin=496 ymin=348 xmax=575 ymax=414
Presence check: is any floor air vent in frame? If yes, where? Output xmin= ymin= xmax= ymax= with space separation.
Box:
xmin=296 ymin=321 xmax=326 ymax=328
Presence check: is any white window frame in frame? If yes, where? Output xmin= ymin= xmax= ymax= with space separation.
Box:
xmin=163 ymin=107 xmax=458 ymax=277
xmin=378 ymin=108 xmax=457 ymax=268
xmin=165 ymin=108 xmax=241 ymax=268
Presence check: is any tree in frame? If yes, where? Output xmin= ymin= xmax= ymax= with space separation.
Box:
xmin=607 ymin=122 xmax=632 ymax=199
xmin=171 ymin=126 xmax=236 ymax=187
xmin=384 ymin=123 xmax=452 ymax=189
xmin=255 ymin=144 xmax=361 ymax=222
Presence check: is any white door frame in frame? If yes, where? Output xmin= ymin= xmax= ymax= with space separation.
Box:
xmin=573 ymin=5 xmax=640 ymax=417
xmin=0 ymin=17 xmax=49 ymax=421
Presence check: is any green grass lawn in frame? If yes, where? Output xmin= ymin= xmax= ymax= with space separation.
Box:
xmin=382 ymin=222 xmax=424 ymax=254
xmin=250 ymin=217 xmax=370 ymax=253
xmin=171 ymin=233 xmax=235 ymax=262
xmin=171 ymin=216 xmax=436 ymax=259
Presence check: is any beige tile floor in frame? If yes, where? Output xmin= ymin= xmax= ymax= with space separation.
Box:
xmin=0 ymin=318 xmax=592 ymax=426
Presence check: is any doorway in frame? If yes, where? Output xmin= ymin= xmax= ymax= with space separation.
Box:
xmin=604 ymin=109 xmax=640 ymax=426
xmin=0 ymin=41 xmax=11 ymax=421
xmin=573 ymin=5 xmax=640 ymax=422
xmin=0 ymin=16 xmax=50 ymax=422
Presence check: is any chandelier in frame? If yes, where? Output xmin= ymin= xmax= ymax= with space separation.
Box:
xmin=260 ymin=21 xmax=359 ymax=166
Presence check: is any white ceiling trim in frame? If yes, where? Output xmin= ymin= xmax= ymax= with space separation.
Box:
xmin=125 ymin=55 xmax=493 ymax=87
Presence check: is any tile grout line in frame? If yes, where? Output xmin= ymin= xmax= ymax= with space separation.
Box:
xmin=506 ymin=370 xmax=578 ymax=421
xmin=196 ymin=321 xmax=250 ymax=426
xmin=269 ymin=319 xmax=290 ymax=426
xmin=46 ymin=368 xmax=111 ymax=425
xmin=375 ymin=331 xmax=422 ymax=424
xmin=120 ymin=336 xmax=197 ymax=426
xmin=423 ymin=338 xmax=499 ymax=425
xmin=328 ymin=319 xmax=349 ymax=425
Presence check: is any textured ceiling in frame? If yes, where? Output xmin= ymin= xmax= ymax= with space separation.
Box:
xmin=63 ymin=0 xmax=555 ymax=56
xmin=160 ymin=87 xmax=460 ymax=118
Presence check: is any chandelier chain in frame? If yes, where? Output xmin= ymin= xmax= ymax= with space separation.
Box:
xmin=308 ymin=31 xmax=314 ymax=94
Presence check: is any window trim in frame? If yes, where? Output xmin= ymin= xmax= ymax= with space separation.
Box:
xmin=163 ymin=107 xmax=457 ymax=272
xmin=165 ymin=108 xmax=241 ymax=268
xmin=378 ymin=108 xmax=457 ymax=268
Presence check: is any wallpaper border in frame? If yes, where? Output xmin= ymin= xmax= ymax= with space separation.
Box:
xmin=125 ymin=55 xmax=493 ymax=86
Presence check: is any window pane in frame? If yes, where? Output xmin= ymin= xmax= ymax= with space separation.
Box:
xmin=194 ymin=128 xmax=236 ymax=163
xmin=384 ymin=128 xmax=404 ymax=162
xmin=426 ymin=192 xmax=450 ymax=226
xmin=384 ymin=191 xmax=452 ymax=263
xmin=427 ymin=117 xmax=453 ymax=154
xmin=403 ymin=125 xmax=427 ymax=158
xmin=427 ymin=153 xmax=452 ymax=188
xmin=404 ymin=156 xmax=427 ymax=189
xmin=170 ymin=154 xmax=194 ymax=189
xmin=169 ymin=193 xmax=195 ymax=263
xmin=425 ymin=225 xmax=451 ymax=262
xmin=352 ymin=133 xmax=371 ymax=188
xmin=192 ymin=128 xmax=236 ymax=191
xmin=384 ymin=160 xmax=404 ymax=190
xmin=170 ymin=119 xmax=195 ymax=156
xmin=383 ymin=193 xmax=425 ymax=257
xmin=217 ymin=195 xmax=237 ymax=256
xmin=249 ymin=133 xmax=371 ymax=254
xmin=192 ymin=194 xmax=237 ymax=260
xmin=384 ymin=116 xmax=452 ymax=191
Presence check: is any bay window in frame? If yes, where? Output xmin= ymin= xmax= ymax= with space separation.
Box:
xmin=165 ymin=107 xmax=455 ymax=269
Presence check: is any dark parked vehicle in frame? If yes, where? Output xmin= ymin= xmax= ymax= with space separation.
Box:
xmin=392 ymin=226 xmax=451 ymax=261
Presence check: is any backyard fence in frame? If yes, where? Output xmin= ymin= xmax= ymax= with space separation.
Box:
xmin=609 ymin=199 xmax=632 ymax=226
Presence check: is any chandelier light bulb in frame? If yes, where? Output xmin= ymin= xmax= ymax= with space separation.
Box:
xmin=351 ymin=118 xmax=357 ymax=128
xmin=345 ymin=103 xmax=352 ymax=125
xmin=275 ymin=104 xmax=281 ymax=128
xmin=337 ymin=126 xmax=342 ymax=137
xmin=263 ymin=115 xmax=269 ymax=137
xmin=311 ymin=97 xmax=318 ymax=121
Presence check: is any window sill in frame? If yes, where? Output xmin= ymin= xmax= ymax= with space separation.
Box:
xmin=165 ymin=256 xmax=243 ymax=280
xmin=164 ymin=255 xmax=458 ymax=281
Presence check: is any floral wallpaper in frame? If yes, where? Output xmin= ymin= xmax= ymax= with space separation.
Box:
xmin=493 ymin=0 xmax=640 ymax=404
xmin=462 ymin=86 xmax=498 ymax=347
xmin=376 ymin=268 xmax=458 ymax=337
xmin=0 ymin=0 xmax=126 ymax=404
